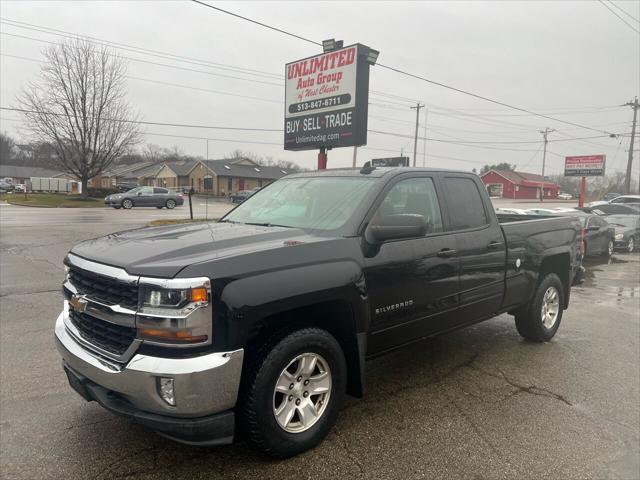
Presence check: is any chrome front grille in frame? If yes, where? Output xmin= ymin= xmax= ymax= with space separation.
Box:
xmin=68 ymin=266 xmax=139 ymax=310
xmin=68 ymin=309 xmax=136 ymax=356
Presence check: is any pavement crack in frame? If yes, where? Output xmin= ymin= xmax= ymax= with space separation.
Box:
xmin=0 ymin=288 xmax=60 ymax=298
xmin=333 ymin=425 xmax=365 ymax=477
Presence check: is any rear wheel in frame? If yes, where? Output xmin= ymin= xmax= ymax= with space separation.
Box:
xmin=121 ymin=199 xmax=133 ymax=209
xmin=166 ymin=199 xmax=176 ymax=209
xmin=239 ymin=328 xmax=346 ymax=458
xmin=628 ymin=237 xmax=635 ymax=253
xmin=515 ymin=273 xmax=564 ymax=342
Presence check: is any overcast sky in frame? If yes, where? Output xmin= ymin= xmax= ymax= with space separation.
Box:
xmin=1 ymin=0 xmax=639 ymax=175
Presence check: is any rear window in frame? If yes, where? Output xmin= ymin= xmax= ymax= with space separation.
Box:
xmin=444 ymin=177 xmax=488 ymax=230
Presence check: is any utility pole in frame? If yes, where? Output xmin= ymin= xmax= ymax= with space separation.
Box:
xmin=352 ymin=146 xmax=358 ymax=168
xmin=623 ymin=97 xmax=639 ymax=194
xmin=410 ymin=102 xmax=425 ymax=167
xmin=422 ymin=107 xmax=428 ymax=167
xmin=539 ymin=127 xmax=554 ymax=202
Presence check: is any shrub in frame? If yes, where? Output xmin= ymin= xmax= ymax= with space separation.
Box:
xmin=87 ymin=187 xmax=119 ymax=198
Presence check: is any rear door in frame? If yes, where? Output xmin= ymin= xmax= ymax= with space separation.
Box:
xmin=441 ymin=176 xmax=506 ymax=322
xmin=363 ymin=174 xmax=460 ymax=354
xmin=153 ymin=187 xmax=169 ymax=206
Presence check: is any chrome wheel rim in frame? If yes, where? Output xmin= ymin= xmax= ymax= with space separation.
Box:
xmin=629 ymin=238 xmax=634 ymax=253
xmin=166 ymin=200 xmax=175 ymax=209
xmin=272 ymin=352 xmax=332 ymax=434
xmin=122 ymin=199 xmax=132 ymax=209
xmin=608 ymin=241 xmax=614 ymax=256
xmin=541 ymin=286 xmax=560 ymax=329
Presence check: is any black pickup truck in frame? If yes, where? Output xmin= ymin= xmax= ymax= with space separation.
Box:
xmin=55 ymin=167 xmax=582 ymax=457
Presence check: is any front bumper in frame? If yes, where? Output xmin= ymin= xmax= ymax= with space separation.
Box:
xmin=54 ymin=311 xmax=244 ymax=443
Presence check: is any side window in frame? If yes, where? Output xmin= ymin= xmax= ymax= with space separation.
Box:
xmin=140 ymin=187 xmax=153 ymax=195
xmin=444 ymin=177 xmax=489 ymax=230
xmin=372 ymin=177 xmax=443 ymax=234
xmin=153 ymin=188 xmax=168 ymax=194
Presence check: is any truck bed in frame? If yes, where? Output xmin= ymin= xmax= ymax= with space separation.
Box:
xmin=497 ymin=214 xmax=583 ymax=311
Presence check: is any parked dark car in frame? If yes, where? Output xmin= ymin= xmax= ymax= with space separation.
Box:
xmin=608 ymin=215 xmax=640 ymax=253
xmin=115 ymin=182 xmax=138 ymax=192
xmin=230 ymin=188 xmax=258 ymax=204
xmin=105 ymin=186 xmax=184 ymax=209
xmin=590 ymin=204 xmax=640 ymax=215
xmin=554 ymin=210 xmax=614 ymax=257
xmin=57 ymin=167 xmax=582 ymax=457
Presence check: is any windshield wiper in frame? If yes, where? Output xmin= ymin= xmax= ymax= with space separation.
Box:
xmin=243 ymin=222 xmax=291 ymax=228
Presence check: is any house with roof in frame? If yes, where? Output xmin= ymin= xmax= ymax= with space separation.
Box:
xmin=0 ymin=164 xmax=66 ymax=184
xmin=481 ymin=169 xmax=559 ymax=199
xmin=96 ymin=157 xmax=290 ymax=195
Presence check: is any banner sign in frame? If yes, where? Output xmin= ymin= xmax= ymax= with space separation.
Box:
xmin=371 ymin=157 xmax=409 ymax=167
xmin=284 ymin=44 xmax=370 ymax=151
xmin=564 ymin=154 xmax=606 ymax=177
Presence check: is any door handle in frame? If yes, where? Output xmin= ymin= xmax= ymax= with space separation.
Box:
xmin=487 ymin=241 xmax=504 ymax=250
xmin=437 ymin=248 xmax=457 ymax=258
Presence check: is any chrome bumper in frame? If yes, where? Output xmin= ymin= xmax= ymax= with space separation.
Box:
xmin=54 ymin=311 xmax=244 ymax=417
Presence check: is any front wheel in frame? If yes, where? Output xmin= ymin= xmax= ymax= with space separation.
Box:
xmin=239 ymin=328 xmax=346 ymax=458
xmin=515 ymin=273 xmax=564 ymax=342
xmin=121 ymin=199 xmax=133 ymax=209
xmin=603 ymin=239 xmax=614 ymax=257
xmin=166 ymin=199 xmax=176 ymax=209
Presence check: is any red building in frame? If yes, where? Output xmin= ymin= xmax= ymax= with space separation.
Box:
xmin=481 ymin=170 xmax=560 ymax=200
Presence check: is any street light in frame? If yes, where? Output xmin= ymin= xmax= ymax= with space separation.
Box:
xmin=322 ymin=39 xmax=336 ymax=53
xmin=366 ymin=48 xmax=380 ymax=66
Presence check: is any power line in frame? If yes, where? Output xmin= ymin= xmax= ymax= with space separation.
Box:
xmin=598 ymin=0 xmax=640 ymax=33
xmin=0 ymin=106 xmax=282 ymax=132
xmin=608 ymin=1 xmax=640 ymax=23
xmin=190 ymin=1 xmax=624 ymax=136
xmin=0 ymin=18 xmax=282 ymax=79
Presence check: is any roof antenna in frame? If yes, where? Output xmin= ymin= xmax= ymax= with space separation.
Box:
xmin=360 ymin=161 xmax=375 ymax=174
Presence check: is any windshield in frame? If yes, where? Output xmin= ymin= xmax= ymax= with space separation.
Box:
xmin=223 ymin=177 xmax=375 ymax=231
xmin=127 ymin=187 xmax=141 ymax=194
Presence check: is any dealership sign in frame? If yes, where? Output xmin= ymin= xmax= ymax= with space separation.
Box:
xmin=284 ymin=44 xmax=371 ymax=151
xmin=564 ymin=155 xmax=606 ymax=177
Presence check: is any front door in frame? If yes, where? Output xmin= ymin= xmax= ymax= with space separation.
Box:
xmin=363 ymin=175 xmax=460 ymax=355
xmin=136 ymin=186 xmax=155 ymax=206
xmin=441 ymin=176 xmax=506 ymax=321
xmin=238 ymin=179 xmax=245 ymax=191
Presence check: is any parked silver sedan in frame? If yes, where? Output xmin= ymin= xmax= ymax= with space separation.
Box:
xmin=105 ymin=186 xmax=184 ymax=209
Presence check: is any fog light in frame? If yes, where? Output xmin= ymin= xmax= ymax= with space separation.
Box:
xmin=158 ymin=377 xmax=175 ymax=406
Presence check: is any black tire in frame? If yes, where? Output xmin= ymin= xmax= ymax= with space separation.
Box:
xmin=113 ymin=206 xmax=121 ymax=210
xmin=602 ymin=239 xmax=614 ymax=257
xmin=515 ymin=273 xmax=564 ymax=342
xmin=156 ymin=206 xmax=163 ymax=209
xmin=166 ymin=199 xmax=176 ymax=209
xmin=238 ymin=327 xmax=347 ymax=458
xmin=121 ymin=198 xmax=133 ymax=209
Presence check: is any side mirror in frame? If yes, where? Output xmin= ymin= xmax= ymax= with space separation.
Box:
xmin=137 ymin=192 xmax=143 ymax=196
xmin=365 ymin=214 xmax=428 ymax=243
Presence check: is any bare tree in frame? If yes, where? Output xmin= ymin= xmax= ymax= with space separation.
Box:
xmin=0 ymin=133 xmax=16 ymax=164
xmin=18 ymin=38 xmax=140 ymax=197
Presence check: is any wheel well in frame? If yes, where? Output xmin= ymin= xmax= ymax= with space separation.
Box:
xmin=244 ymin=300 xmax=364 ymax=398
xmin=538 ymin=253 xmax=570 ymax=308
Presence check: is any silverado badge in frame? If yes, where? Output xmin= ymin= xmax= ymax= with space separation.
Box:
xmin=69 ymin=294 xmax=88 ymax=313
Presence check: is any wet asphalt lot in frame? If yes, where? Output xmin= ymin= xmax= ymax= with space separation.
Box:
xmin=1 ymin=204 xmax=639 ymax=480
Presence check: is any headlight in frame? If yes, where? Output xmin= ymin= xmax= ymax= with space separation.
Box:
xmin=137 ymin=277 xmax=212 ymax=347
xmin=615 ymin=233 xmax=624 ymax=240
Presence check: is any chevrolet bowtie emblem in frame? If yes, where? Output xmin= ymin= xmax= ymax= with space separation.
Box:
xmin=69 ymin=294 xmax=88 ymax=313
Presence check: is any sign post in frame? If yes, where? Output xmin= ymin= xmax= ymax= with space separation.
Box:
xmin=284 ymin=43 xmax=376 ymax=169
xmin=564 ymin=154 xmax=606 ymax=207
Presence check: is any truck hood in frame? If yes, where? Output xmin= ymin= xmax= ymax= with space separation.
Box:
xmin=70 ymin=221 xmax=318 ymax=277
